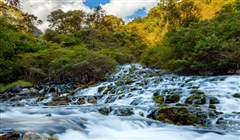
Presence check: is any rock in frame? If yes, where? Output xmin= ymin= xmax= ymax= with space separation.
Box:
xmin=147 ymin=107 xmax=207 ymax=126
xmin=104 ymin=95 xmax=117 ymax=103
xmin=165 ymin=93 xmax=180 ymax=103
xmin=87 ymin=97 xmax=97 ymax=104
xmin=0 ymin=128 xmax=20 ymax=140
xmin=176 ymin=103 xmax=188 ymax=106
xmin=185 ymin=93 xmax=207 ymax=105
xmin=77 ymin=97 xmax=85 ymax=104
xmin=97 ymin=87 xmax=105 ymax=92
xmin=153 ymin=96 xmax=164 ymax=104
xmin=22 ymin=132 xmax=48 ymax=140
xmin=29 ymin=88 xmax=39 ymax=94
xmin=209 ymin=104 xmax=216 ymax=109
xmin=190 ymin=86 xmax=200 ymax=89
xmin=233 ymin=93 xmax=240 ymax=98
xmin=46 ymin=113 xmax=52 ymax=117
xmin=209 ymin=97 xmax=220 ymax=104
xmin=7 ymin=86 xmax=21 ymax=93
xmin=98 ymin=107 xmax=112 ymax=115
xmin=45 ymin=96 xmax=71 ymax=106
xmin=114 ymin=107 xmax=134 ymax=116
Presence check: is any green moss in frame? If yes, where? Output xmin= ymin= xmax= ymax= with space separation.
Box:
xmin=233 ymin=93 xmax=240 ymax=98
xmin=185 ymin=93 xmax=207 ymax=105
xmin=98 ymin=86 xmax=105 ymax=92
xmin=153 ymin=96 xmax=164 ymax=104
xmin=0 ymin=80 xmax=33 ymax=93
xmin=165 ymin=93 xmax=180 ymax=103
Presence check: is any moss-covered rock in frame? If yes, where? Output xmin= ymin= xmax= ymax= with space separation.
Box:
xmin=185 ymin=93 xmax=207 ymax=105
xmin=209 ymin=97 xmax=220 ymax=104
xmin=233 ymin=93 xmax=240 ymax=98
xmin=165 ymin=93 xmax=180 ymax=103
xmin=147 ymin=107 xmax=207 ymax=126
xmin=45 ymin=96 xmax=71 ymax=106
xmin=97 ymin=86 xmax=105 ymax=92
xmin=153 ymin=96 xmax=164 ymax=104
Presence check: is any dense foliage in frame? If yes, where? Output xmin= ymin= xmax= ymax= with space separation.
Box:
xmin=0 ymin=0 xmax=239 ymax=90
xmin=142 ymin=1 xmax=240 ymax=75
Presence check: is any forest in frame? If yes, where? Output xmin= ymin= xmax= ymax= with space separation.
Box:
xmin=0 ymin=0 xmax=239 ymax=91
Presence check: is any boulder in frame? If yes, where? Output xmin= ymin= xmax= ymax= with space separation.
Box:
xmin=0 ymin=128 xmax=20 ymax=140
xmin=22 ymin=132 xmax=48 ymax=140
xmin=147 ymin=106 xmax=208 ymax=126
xmin=185 ymin=93 xmax=207 ymax=105
xmin=165 ymin=93 xmax=180 ymax=103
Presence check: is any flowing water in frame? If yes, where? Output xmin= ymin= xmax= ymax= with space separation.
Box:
xmin=0 ymin=64 xmax=240 ymax=140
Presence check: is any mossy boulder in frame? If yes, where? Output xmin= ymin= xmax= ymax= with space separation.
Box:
xmin=147 ymin=107 xmax=207 ymax=126
xmin=209 ymin=97 xmax=220 ymax=104
xmin=153 ymin=96 xmax=164 ymax=104
xmin=233 ymin=93 xmax=240 ymax=98
xmin=165 ymin=93 xmax=180 ymax=103
xmin=185 ymin=93 xmax=207 ymax=105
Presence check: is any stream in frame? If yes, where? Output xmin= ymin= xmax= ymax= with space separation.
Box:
xmin=0 ymin=64 xmax=240 ymax=140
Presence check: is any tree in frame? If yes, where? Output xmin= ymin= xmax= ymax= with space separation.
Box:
xmin=99 ymin=15 xmax=124 ymax=31
xmin=87 ymin=6 xmax=106 ymax=28
xmin=47 ymin=9 xmax=86 ymax=33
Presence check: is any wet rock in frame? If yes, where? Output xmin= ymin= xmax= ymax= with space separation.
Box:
xmin=29 ymin=88 xmax=39 ymax=94
xmin=22 ymin=132 xmax=48 ymax=140
xmin=165 ymin=93 xmax=180 ymax=103
xmin=97 ymin=87 xmax=105 ymax=92
xmin=98 ymin=107 xmax=112 ymax=115
xmin=209 ymin=104 xmax=216 ymax=109
xmin=45 ymin=96 xmax=71 ymax=106
xmin=153 ymin=96 xmax=164 ymax=104
xmin=0 ymin=128 xmax=20 ymax=140
xmin=77 ymin=97 xmax=85 ymax=104
xmin=87 ymin=97 xmax=97 ymax=104
xmin=114 ymin=107 xmax=134 ymax=116
xmin=104 ymin=95 xmax=117 ymax=103
xmin=7 ymin=86 xmax=21 ymax=93
xmin=185 ymin=93 xmax=207 ymax=105
xmin=147 ymin=107 xmax=207 ymax=126
xmin=175 ymin=103 xmax=188 ymax=106
xmin=209 ymin=97 xmax=220 ymax=104
xmin=130 ymin=98 xmax=141 ymax=105
xmin=232 ymin=93 xmax=240 ymax=98
xmin=46 ymin=113 xmax=52 ymax=117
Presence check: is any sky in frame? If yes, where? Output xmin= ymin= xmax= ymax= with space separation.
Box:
xmin=21 ymin=0 xmax=158 ymax=31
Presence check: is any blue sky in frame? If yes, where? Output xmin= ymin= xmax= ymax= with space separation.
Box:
xmin=84 ymin=0 xmax=110 ymax=9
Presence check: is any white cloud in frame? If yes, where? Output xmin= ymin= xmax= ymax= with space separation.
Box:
xmin=101 ymin=0 xmax=157 ymax=20
xmin=21 ymin=0 xmax=91 ymax=31
xmin=20 ymin=0 xmax=157 ymax=31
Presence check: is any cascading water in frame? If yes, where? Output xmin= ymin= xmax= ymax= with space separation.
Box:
xmin=0 ymin=64 xmax=239 ymax=140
